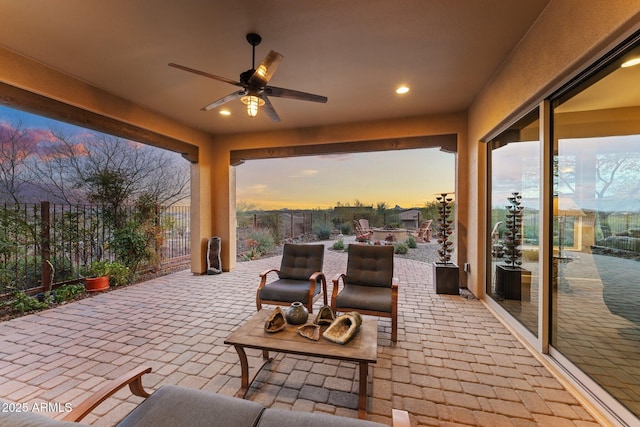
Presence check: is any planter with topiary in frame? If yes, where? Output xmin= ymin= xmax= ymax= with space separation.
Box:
xmin=432 ymin=192 xmax=459 ymax=295
xmin=495 ymin=192 xmax=531 ymax=300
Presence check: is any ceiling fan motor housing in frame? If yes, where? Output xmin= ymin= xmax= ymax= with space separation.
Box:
xmin=246 ymin=33 xmax=262 ymax=47
xmin=240 ymin=69 xmax=256 ymax=86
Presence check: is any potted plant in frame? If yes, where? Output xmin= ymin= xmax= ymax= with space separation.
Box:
xmin=82 ymin=260 xmax=111 ymax=292
xmin=432 ymin=192 xmax=460 ymax=294
xmin=495 ymin=192 xmax=531 ymax=300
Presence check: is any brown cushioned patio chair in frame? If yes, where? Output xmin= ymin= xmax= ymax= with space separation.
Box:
xmin=257 ymin=243 xmax=327 ymax=314
xmin=330 ymin=244 xmax=398 ymax=342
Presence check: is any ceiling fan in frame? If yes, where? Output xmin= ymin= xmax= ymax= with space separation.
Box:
xmin=169 ymin=33 xmax=328 ymax=122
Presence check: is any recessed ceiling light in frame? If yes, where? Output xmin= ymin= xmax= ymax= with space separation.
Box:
xmin=396 ymin=86 xmax=410 ymax=94
xmin=219 ymin=110 xmax=231 ymax=116
xmin=621 ymin=57 xmax=640 ymax=68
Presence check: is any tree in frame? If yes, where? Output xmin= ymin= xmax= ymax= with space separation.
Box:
xmin=0 ymin=120 xmax=35 ymax=203
xmin=31 ymin=130 xmax=190 ymax=208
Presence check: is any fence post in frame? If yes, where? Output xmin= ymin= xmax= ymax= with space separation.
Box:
xmin=40 ymin=201 xmax=51 ymax=292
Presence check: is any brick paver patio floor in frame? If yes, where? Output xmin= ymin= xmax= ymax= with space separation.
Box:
xmin=0 ymin=245 xmax=602 ymax=426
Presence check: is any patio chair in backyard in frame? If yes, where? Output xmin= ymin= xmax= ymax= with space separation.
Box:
xmin=330 ymin=244 xmax=398 ymax=342
xmin=354 ymin=219 xmax=372 ymax=240
xmin=256 ymin=243 xmax=327 ymax=314
xmin=359 ymin=218 xmax=373 ymax=233
xmin=413 ymin=220 xmax=432 ymax=242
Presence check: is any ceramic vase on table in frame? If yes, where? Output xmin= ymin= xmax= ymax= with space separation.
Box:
xmin=285 ymin=301 xmax=309 ymax=325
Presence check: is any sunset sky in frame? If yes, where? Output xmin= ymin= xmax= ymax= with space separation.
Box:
xmin=1 ymin=105 xmax=455 ymax=210
xmin=236 ymin=149 xmax=455 ymax=210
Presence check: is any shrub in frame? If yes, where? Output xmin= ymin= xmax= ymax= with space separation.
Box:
xmin=105 ymin=261 xmax=131 ymax=286
xmin=406 ymin=236 xmax=418 ymax=248
xmin=54 ymin=284 xmax=85 ymax=302
xmin=12 ymin=290 xmax=53 ymax=313
xmin=110 ymin=222 xmax=150 ymax=274
xmin=332 ymin=239 xmax=345 ymax=250
xmin=394 ymin=242 xmax=409 ymax=254
xmin=313 ymin=224 xmax=332 ymax=240
xmin=249 ymin=229 xmax=275 ymax=255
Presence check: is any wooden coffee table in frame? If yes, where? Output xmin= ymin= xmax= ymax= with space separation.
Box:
xmin=224 ymin=309 xmax=378 ymax=419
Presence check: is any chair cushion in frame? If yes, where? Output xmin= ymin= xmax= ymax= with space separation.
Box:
xmin=345 ymin=245 xmax=393 ymax=288
xmin=278 ymin=244 xmax=324 ymax=281
xmin=336 ymin=284 xmax=393 ymax=313
xmin=257 ymin=408 xmax=386 ymax=427
xmin=117 ymin=385 xmax=265 ymax=427
xmin=259 ymin=279 xmax=319 ymax=303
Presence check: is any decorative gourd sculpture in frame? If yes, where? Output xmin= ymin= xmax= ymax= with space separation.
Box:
xmin=323 ymin=312 xmax=362 ymax=344
xmin=314 ymin=305 xmax=336 ymax=325
xmin=298 ymin=323 xmax=321 ymax=341
xmin=264 ymin=307 xmax=287 ymax=333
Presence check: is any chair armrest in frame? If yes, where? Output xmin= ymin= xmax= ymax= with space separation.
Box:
xmin=330 ymin=273 xmax=346 ymax=307
xmin=259 ymin=268 xmax=280 ymax=279
xmin=392 ymin=409 xmax=411 ymax=427
xmin=309 ymin=271 xmax=328 ymax=306
xmin=62 ymin=366 xmax=152 ymax=422
xmin=258 ymin=268 xmax=280 ymax=288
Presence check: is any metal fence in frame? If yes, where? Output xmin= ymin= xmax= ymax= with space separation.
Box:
xmin=237 ymin=208 xmax=434 ymax=241
xmin=0 ymin=202 xmax=190 ymax=296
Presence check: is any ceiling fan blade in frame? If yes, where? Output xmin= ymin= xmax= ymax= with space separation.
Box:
xmin=265 ymin=86 xmax=328 ymax=103
xmin=201 ymin=91 xmax=245 ymax=111
xmin=261 ymin=96 xmax=281 ymax=122
xmin=168 ymin=63 xmax=244 ymax=88
xmin=248 ymin=50 xmax=283 ymax=87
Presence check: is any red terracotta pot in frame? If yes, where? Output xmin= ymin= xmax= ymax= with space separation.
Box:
xmin=85 ymin=276 xmax=110 ymax=292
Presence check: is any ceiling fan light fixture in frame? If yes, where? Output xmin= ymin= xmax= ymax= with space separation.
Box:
xmin=396 ymin=85 xmax=410 ymax=94
xmin=256 ymin=64 xmax=268 ymax=78
xmin=241 ymin=93 xmax=265 ymax=117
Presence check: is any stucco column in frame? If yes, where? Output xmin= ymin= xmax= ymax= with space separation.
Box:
xmin=191 ymin=141 xmax=237 ymax=273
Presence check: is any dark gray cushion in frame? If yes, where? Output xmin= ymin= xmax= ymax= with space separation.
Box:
xmin=259 ymin=278 xmax=320 ymax=302
xmin=257 ymin=408 xmax=386 ymax=427
xmin=278 ymin=244 xmax=324 ymax=281
xmin=345 ymin=245 xmax=393 ymax=287
xmin=336 ymin=284 xmax=392 ymax=313
xmin=117 ymin=385 xmax=265 ymax=427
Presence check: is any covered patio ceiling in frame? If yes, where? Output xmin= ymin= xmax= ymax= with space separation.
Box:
xmin=0 ymin=1 xmax=550 ymax=136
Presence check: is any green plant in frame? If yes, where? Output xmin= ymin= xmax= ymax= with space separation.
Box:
xmin=394 ymin=242 xmax=409 ymax=254
xmin=332 ymin=239 xmax=345 ymax=250
xmin=83 ymin=259 xmax=110 ymax=278
xmin=105 ymin=261 xmax=131 ymax=286
xmin=406 ymin=236 xmax=418 ymax=248
xmin=11 ymin=290 xmax=53 ymax=313
xmin=313 ymin=224 xmax=332 ymax=240
xmin=242 ymin=248 xmax=262 ymax=261
xmin=54 ymin=284 xmax=85 ymax=302
xmin=82 ymin=260 xmax=131 ymax=285
xmin=249 ymin=229 xmax=275 ymax=255
xmin=110 ymin=221 xmax=151 ymax=275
